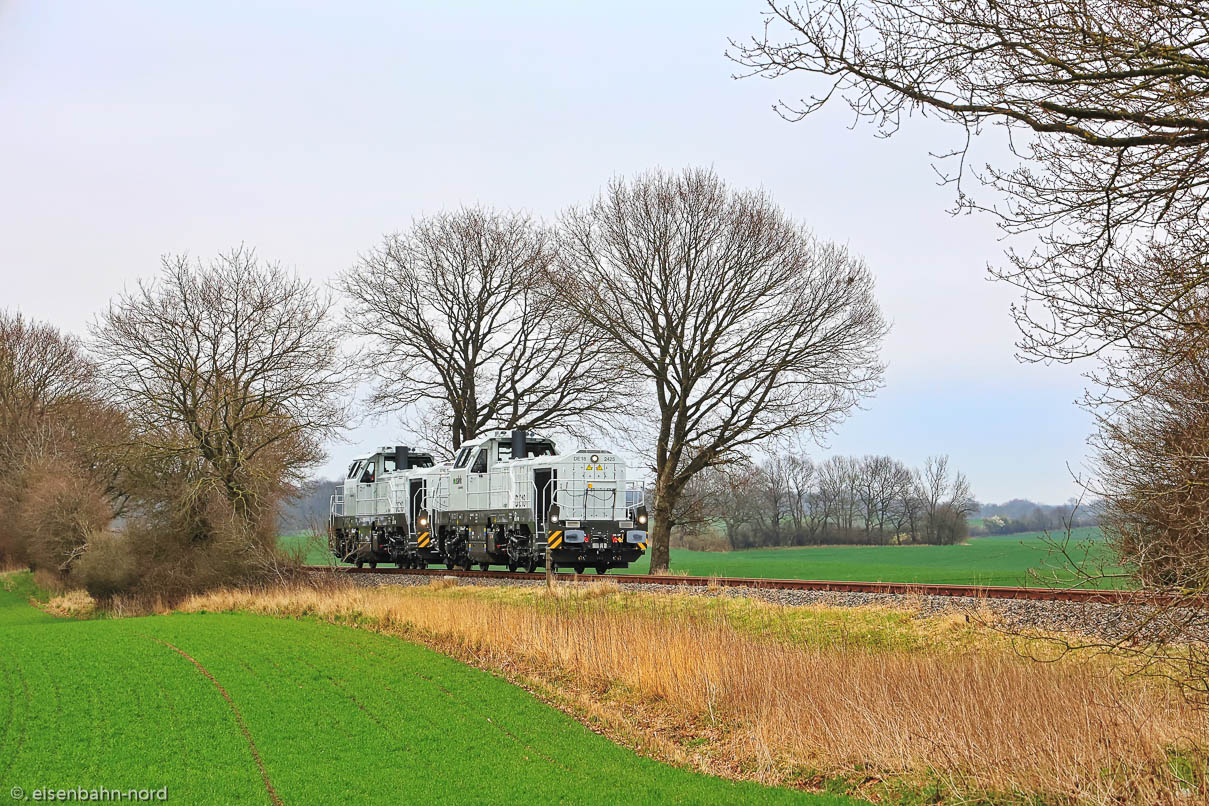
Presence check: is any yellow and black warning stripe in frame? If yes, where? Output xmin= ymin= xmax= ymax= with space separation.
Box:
xmin=547 ymin=530 xmax=563 ymax=550
xmin=638 ymin=542 xmax=647 ymax=551
xmin=417 ymin=531 xmax=431 ymax=549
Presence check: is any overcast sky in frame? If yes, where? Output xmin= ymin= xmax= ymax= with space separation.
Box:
xmin=0 ymin=1 xmax=1094 ymax=504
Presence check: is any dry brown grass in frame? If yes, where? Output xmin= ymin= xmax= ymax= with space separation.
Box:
xmin=42 ymin=589 xmax=97 ymax=619
xmin=179 ymin=581 xmax=1208 ymax=803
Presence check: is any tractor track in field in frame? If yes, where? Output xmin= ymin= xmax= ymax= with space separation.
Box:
xmin=303 ymin=565 xmax=1145 ymax=605
xmin=146 ymin=636 xmax=284 ymax=806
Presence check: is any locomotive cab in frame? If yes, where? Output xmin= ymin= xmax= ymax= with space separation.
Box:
xmin=329 ymin=445 xmax=433 ymax=567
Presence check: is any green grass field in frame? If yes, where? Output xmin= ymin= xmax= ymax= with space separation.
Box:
xmin=623 ymin=527 xmax=1120 ymax=587
xmin=285 ymin=526 xmax=1122 ymax=588
xmin=0 ymin=573 xmax=854 ymax=805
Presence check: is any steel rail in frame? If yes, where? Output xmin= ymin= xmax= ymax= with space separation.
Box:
xmin=302 ymin=565 xmax=1154 ymax=604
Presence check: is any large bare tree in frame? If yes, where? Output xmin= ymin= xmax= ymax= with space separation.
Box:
xmin=339 ymin=207 xmax=630 ymax=452
xmin=93 ymin=247 xmax=349 ymax=522
xmin=556 ymin=168 xmax=886 ymax=572
xmin=732 ymin=0 xmax=1209 ymax=379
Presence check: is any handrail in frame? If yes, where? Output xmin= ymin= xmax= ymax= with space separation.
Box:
xmin=335 ymin=470 xmax=643 ymax=533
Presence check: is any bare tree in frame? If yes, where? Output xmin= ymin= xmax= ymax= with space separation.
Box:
xmin=915 ymin=455 xmax=976 ymax=545
xmin=855 ymin=455 xmax=913 ymax=544
xmin=731 ymin=1 xmax=1209 ymax=376
xmin=0 ymin=312 xmax=95 ymax=465
xmin=556 ymin=168 xmax=886 ymax=572
xmin=1095 ymin=331 xmax=1209 ymax=588
xmin=814 ymin=456 xmax=846 ymax=538
xmin=92 ymin=247 xmax=349 ymax=522
xmin=339 ymin=207 xmax=630 ymax=452
xmin=779 ymin=453 xmax=817 ymax=537
xmin=707 ymin=463 xmax=765 ymax=549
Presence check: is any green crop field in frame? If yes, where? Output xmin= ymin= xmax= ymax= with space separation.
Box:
xmin=286 ymin=526 xmax=1124 ymax=588
xmin=0 ymin=573 xmax=854 ymax=805
xmin=620 ymin=527 xmax=1122 ymax=588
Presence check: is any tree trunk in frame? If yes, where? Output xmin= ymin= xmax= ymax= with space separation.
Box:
xmin=648 ymin=492 xmax=675 ymax=574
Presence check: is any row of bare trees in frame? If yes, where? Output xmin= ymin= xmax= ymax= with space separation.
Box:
xmin=677 ymin=453 xmax=974 ymax=549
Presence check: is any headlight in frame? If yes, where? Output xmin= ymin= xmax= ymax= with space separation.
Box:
xmin=419 ymin=517 xmax=428 ymax=526
xmin=550 ymin=513 xmax=560 ymax=523
xmin=638 ymin=513 xmax=647 ymax=525
xmin=590 ymin=453 xmax=599 ymax=463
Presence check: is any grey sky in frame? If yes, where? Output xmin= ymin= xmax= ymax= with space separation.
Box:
xmin=0 ymin=1 xmax=1092 ymax=504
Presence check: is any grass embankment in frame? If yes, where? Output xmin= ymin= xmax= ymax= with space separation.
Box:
xmin=284 ymin=526 xmax=1123 ymax=588
xmin=0 ymin=572 xmax=850 ymax=805
xmin=184 ymin=578 xmax=1206 ymax=804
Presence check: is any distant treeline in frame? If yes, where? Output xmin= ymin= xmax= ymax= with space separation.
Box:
xmin=672 ymin=453 xmax=977 ymax=549
xmin=971 ymin=499 xmax=1099 ymax=537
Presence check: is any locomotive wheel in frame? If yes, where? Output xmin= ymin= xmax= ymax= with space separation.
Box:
xmin=525 ymin=560 xmax=537 ymax=573
xmin=446 ymin=561 xmax=455 ymax=570
xmin=595 ymin=565 xmax=608 ymax=575
xmin=369 ymin=561 xmax=378 ymax=569
xmin=416 ymin=561 xmax=427 ymax=570
xmin=507 ymin=562 xmax=518 ymax=572
xmin=461 ymin=558 xmax=473 ymax=572
xmin=478 ymin=563 xmax=490 ymax=572
xmin=574 ymin=565 xmax=585 ymax=575
xmin=355 ymin=558 xmax=364 ymax=569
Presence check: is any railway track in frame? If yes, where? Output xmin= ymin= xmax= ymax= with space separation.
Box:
xmin=303 ymin=565 xmax=1145 ymax=604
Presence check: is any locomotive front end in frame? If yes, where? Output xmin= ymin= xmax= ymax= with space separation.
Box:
xmin=542 ymin=450 xmax=647 ymax=574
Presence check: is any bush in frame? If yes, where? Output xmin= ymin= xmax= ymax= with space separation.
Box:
xmin=72 ymin=482 xmax=302 ymax=607
xmin=0 ymin=454 xmax=113 ymax=577
xmin=18 ymin=459 xmax=112 ymax=575
xmin=72 ymin=530 xmax=139 ymax=602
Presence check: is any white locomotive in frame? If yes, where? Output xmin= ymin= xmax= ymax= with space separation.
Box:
xmin=329 ymin=430 xmax=648 ymax=573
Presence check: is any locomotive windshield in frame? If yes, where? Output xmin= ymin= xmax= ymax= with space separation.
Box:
xmin=524 ymin=440 xmax=556 ymax=458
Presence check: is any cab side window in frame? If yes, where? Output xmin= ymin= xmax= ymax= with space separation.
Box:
xmin=383 ymin=456 xmax=397 ymax=474
xmin=453 ymin=447 xmax=473 ymax=469
xmin=360 ymin=460 xmax=376 ymax=484
xmin=470 ymin=449 xmax=487 ymax=474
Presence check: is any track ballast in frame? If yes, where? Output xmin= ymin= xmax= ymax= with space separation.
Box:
xmin=303 ymin=565 xmax=1148 ymax=604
